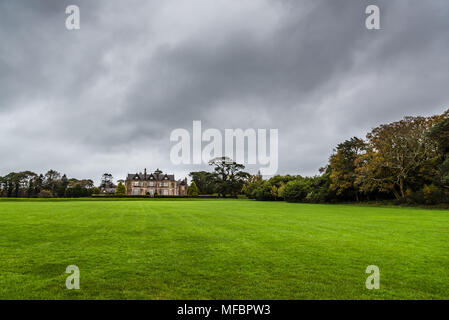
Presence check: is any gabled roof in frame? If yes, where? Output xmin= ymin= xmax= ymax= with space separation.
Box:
xmin=131 ymin=173 xmax=141 ymax=180
xmin=127 ymin=172 xmax=176 ymax=181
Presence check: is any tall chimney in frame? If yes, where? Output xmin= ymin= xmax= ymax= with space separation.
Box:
xmin=144 ymin=168 xmax=147 ymax=179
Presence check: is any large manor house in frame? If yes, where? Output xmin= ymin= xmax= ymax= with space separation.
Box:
xmin=125 ymin=168 xmax=187 ymax=196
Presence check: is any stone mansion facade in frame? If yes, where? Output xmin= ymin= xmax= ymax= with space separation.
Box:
xmin=125 ymin=168 xmax=187 ymax=196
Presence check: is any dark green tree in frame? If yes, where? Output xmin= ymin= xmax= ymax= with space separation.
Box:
xmin=208 ymin=157 xmax=249 ymax=197
xmin=281 ymin=177 xmax=314 ymax=203
xmin=429 ymin=116 xmax=449 ymax=187
xmin=115 ymin=181 xmax=126 ymax=195
xmin=328 ymin=137 xmax=366 ymax=201
xmin=187 ymin=181 xmax=200 ymax=196
xmin=44 ymin=170 xmax=61 ymax=195
xmin=189 ymin=171 xmax=217 ymax=194
xmin=100 ymin=173 xmax=113 ymax=189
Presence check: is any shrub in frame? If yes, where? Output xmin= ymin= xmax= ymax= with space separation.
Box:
xmin=277 ymin=184 xmax=286 ymax=200
xmin=65 ymin=185 xmax=93 ymax=198
xmin=422 ymin=184 xmax=446 ymax=204
xmin=115 ymin=182 xmax=126 ymax=195
xmin=37 ymin=190 xmax=53 ymax=198
xmin=253 ymin=182 xmax=276 ymax=201
xmin=282 ymin=178 xmax=313 ymax=203
xmin=243 ymin=179 xmax=264 ymax=199
xmin=407 ymin=184 xmax=447 ymax=205
xmin=187 ymin=181 xmax=199 ymax=196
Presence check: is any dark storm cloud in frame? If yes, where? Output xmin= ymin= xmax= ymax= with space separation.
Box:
xmin=0 ymin=0 xmax=448 ymax=182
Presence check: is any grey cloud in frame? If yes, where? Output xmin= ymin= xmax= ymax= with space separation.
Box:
xmin=0 ymin=0 xmax=448 ymax=183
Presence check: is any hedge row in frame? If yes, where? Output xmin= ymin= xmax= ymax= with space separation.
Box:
xmin=91 ymin=194 xmax=221 ymax=199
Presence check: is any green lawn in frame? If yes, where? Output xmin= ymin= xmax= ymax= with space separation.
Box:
xmin=0 ymin=199 xmax=448 ymax=299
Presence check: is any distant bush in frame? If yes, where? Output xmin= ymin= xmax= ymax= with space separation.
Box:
xmin=408 ymin=184 xmax=448 ymax=205
xmin=253 ymin=182 xmax=276 ymax=201
xmin=282 ymin=178 xmax=313 ymax=203
xmin=65 ymin=185 xmax=94 ymax=198
xmin=91 ymin=194 xmax=220 ymax=199
xmin=37 ymin=190 xmax=53 ymax=198
xmin=115 ymin=182 xmax=126 ymax=195
xmin=243 ymin=179 xmax=264 ymax=199
xmin=187 ymin=181 xmax=200 ymax=196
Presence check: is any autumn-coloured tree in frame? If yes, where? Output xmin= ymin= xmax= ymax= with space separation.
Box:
xmin=429 ymin=113 xmax=449 ymax=187
xmin=356 ymin=116 xmax=441 ymax=200
xmin=329 ymin=137 xmax=366 ymax=201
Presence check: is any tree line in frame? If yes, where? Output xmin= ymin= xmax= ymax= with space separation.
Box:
xmin=0 ymin=170 xmax=98 ymax=198
xmin=190 ymin=109 xmax=449 ymax=205
xmin=188 ymin=157 xmax=250 ymax=197
xmin=3 ymin=108 xmax=448 ymax=204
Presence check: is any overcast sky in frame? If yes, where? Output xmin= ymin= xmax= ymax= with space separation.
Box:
xmin=1 ymin=0 xmax=448 ymax=183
